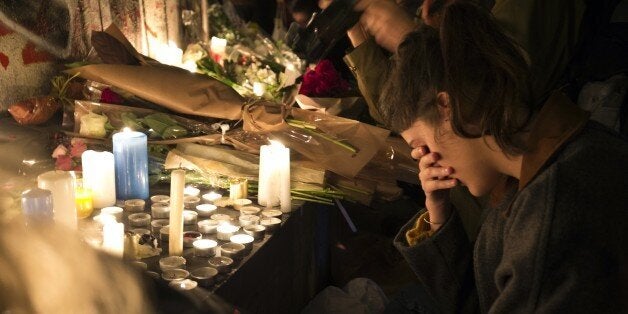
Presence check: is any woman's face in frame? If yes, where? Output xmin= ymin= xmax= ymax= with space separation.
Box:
xmin=401 ymin=118 xmax=504 ymax=197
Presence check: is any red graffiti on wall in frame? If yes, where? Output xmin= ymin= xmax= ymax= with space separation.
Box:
xmin=0 ymin=23 xmax=14 ymax=36
xmin=21 ymin=43 xmax=54 ymax=65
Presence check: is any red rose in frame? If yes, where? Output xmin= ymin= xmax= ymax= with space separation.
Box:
xmin=100 ymin=88 xmax=123 ymax=104
xmin=298 ymin=60 xmax=350 ymax=97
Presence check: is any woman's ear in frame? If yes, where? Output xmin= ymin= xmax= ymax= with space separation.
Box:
xmin=436 ymin=92 xmax=451 ymax=122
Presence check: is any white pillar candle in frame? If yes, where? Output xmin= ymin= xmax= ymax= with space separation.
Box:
xmin=210 ymin=36 xmax=227 ymax=62
xmin=102 ymin=222 xmax=124 ymax=258
xmin=169 ymin=169 xmax=186 ymax=256
xmin=100 ymin=206 xmax=123 ymax=221
xmin=37 ymin=170 xmax=77 ymax=230
xmin=201 ymin=0 xmax=209 ymax=43
xmin=81 ymin=150 xmax=116 ymax=208
xmin=257 ymin=141 xmax=291 ymax=212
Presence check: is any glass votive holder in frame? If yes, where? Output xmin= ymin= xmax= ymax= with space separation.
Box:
xmin=184 ymin=186 xmax=201 ymax=197
xmin=243 ymin=225 xmax=266 ymax=241
xmin=260 ymin=217 xmax=281 ymax=233
xmin=202 ymin=191 xmax=222 ymax=203
xmin=190 ymin=267 xmax=218 ymax=287
xmin=239 ymin=206 xmax=260 ymax=216
xmin=151 ymin=202 xmax=170 ymax=219
xmin=124 ymin=199 xmax=145 ymax=212
xmin=216 ymin=224 xmax=240 ymax=241
xmin=160 ymin=226 xmax=170 ymax=242
xmin=183 ymin=231 xmax=202 ymax=248
xmin=193 ymin=239 xmax=218 ymax=257
xmin=128 ymin=213 xmax=151 ymax=228
xmin=238 ymin=214 xmax=260 ymax=227
xmin=183 ymin=210 xmax=198 ymax=225
xmin=161 ymin=268 xmax=189 ymax=282
xmin=196 ymin=204 xmax=217 ymax=217
xmin=159 ymin=256 xmax=186 ymax=271
xmin=151 ymin=219 xmax=169 ymax=235
xmin=197 ymin=219 xmax=219 ymax=234
xmin=211 ymin=213 xmax=232 ymax=224
xmin=150 ymin=195 xmax=170 ymax=204
xmin=220 ymin=242 xmax=245 ymax=260
xmin=169 ymin=278 xmax=198 ymax=291
xmin=184 ymin=196 xmax=201 ymax=210
xmin=101 ymin=206 xmax=123 ymax=221
xmin=232 ymin=198 xmax=252 ymax=210
xmin=230 ymin=234 xmax=254 ymax=254
xmin=131 ymin=228 xmax=151 ymax=236
xmin=208 ymin=256 xmax=233 ymax=274
xmin=261 ymin=209 xmax=282 ymax=219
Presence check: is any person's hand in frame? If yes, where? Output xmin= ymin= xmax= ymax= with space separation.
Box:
xmin=354 ymin=0 xmax=417 ymax=53
xmin=347 ymin=23 xmax=369 ymax=48
xmin=412 ymin=146 xmax=456 ymax=231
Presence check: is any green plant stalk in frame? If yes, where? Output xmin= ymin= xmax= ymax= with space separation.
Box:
xmin=286 ymin=119 xmax=316 ymax=130
xmin=291 ymin=196 xmax=334 ymax=205
xmin=290 ymin=190 xmax=334 ymax=202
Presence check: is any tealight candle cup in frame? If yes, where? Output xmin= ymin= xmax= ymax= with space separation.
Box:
xmin=239 ymin=206 xmax=260 ymax=216
xmin=211 ymin=213 xmax=232 ymax=224
xmin=150 ymin=195 xmax=170 ymax=204
xmin=190 ymin=267 xmax=218 ymax=287
xmin=124 ymin=199 xmax=145 ymax=213
xmin=232 ymin=198 xmax=252 ymax=210
xmin=193 ymin=239 xmax=218 ymax=257
xmin=197 ymin=219 xmax=219 ymax=234
xmin=208 ymin=256 xmax=233 ymax=274
xmin=169 ymin=278 xmax=198 ymax=290
xmin=238 ymin=214 xmax=260 ymax=227
xmin=184 ymin=186 xmax=201 ymax=197
xmin=196 ymin=204 xmax=217 ymax=217
xmin=159 ymin=256 xmax=186 ymax=271
xmin=260 ymin=217 xmax=281 ymax=233
xmin=184 ymin=196 xmax=201 ymax=210
xmin=183 ymin=210 xmax=199 ymax=225
xmin=212 ymin=197 xmax=233 ymax=208
xmin=151 ymin=219 xmax=169 ymax=235
xmin=161 ymin=268 xmax=189 ymax=282
xmin=243 ymin=225 xmax=266 ymax=241
xmin=128 ymin=213 xmax=151 ymax=228
xmin=151 ymin=202 xmax=170 ymax=219
xmin=101 ymin=206 xmax=123 ymax=221
xmin=261 ymin=209 xmax=282 ymax=219
xmin=220 ymin=242 xmax=245 ymax=260
xmin=230 ymin=234 xmax=254 ymax=254
xmin=216 ymin=224 xmax=240 ymax=241
xmin=183 ymin=231 xmax=202 ymax=248
xmin=131 ymin=228 xmax=151 ymax=236
xmin=160 ymin=226 xmax=170 ymax=242
xmin=202 ymin=192 xmax=222 ymax=203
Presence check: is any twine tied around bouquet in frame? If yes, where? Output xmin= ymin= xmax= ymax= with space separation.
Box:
xmin=242 ymin=99 xmax=291 ymax=133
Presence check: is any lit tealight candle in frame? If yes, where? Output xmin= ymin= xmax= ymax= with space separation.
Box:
xmin=220 ymin=242 xmax=245 ymax=260
xmin=101 ymin=206 xmax=123 ymax=221
xmin=238 ymin=214 xmax=260 ymax=227
xmin=81 ymin=150 xmax=116 ymax=208
xmin=216 ymin=224 xmax=240 ymax=241
xmin=260 ymin=217 xmax=281 ymax=233
xmin=197 ymin=219 xmax=219 ymax=234
xmin=211 ymin=213 xmax=232 ymax=224
xmin=169 ymin=278 xmax=198 ymax=291
xmin=151 ymin=202 xmax=170 ymax=219
xmin=184 ymin=186 xmax=200 ymax=197
xmin=193 ymin=239 xmax=218 ymax=257
xmin=196 ymin=204 xmax=217 ymax=217
xmin=75 ymin=184 xmax=94 ymax=219
xmin=202 ymin=191 xmax=223 ymax=203
xmin=128 ymin=213 xmax=151 ymax=228
xmin=230 ymin=234 xmax=254 ymax=254
xmin=161 ymin=268 xmax=189 ymax=282
xmin=261 ymin=209 xmax=282 ymax=219
xmin=243 ymin=224 xmax=266 ymax=241
xmin=239 ymin=206 xmax=261 ymax=216
xmin=183 ymin=196 xmax=201 ymax=209
xmin=159 ymin=256 xmax=186 ymax=271
xmin=233 ymin=198 xmax=253 ymax=210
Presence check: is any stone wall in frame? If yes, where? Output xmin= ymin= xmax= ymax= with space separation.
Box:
xmin=0 ymin=0 xmax=182 ymax=111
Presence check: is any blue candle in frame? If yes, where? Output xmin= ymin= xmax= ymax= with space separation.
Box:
xmin=113 ymin=129 xmax=149 ymax=200
xmin=21 ymin=188 xmax=54 ymax=226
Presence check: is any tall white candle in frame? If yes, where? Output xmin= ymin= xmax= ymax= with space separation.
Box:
xmin=257 ymin=141 xmax=291 ymax=211
xmin=201 ymin=0 xmax=209 ymax=43
xmin=102 ymin=222 xmax=124 ymax=258
xmin=82 ymin=150 xmax=116 ymax=208
xmin=169 ymin=169 xmax=186 ymax=256
xmin=37 ymin=170 xmax=77 ymax=230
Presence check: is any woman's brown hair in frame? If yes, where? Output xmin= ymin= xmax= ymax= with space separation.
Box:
xmin=379 ymin=1 xmax=534 ymax=155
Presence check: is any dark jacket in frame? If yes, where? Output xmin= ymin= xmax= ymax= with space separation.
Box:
xmin=394 ymin=93 xmax=628 ymax=313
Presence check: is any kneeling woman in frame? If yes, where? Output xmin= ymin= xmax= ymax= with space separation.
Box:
xmin=380 ymin=2 xmax=628 ymax=313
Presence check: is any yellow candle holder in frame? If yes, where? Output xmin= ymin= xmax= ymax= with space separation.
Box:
xmin=75 ymin=186 xmax=94 ymax=219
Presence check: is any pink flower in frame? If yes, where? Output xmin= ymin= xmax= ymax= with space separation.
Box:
xmin=51 ymin=144 xmax=68 ymax=158
xmin=55 ymin=154 xmax=73 ymax=171
xmin=69 ymin=139 xmax=87 ymax=158
xmin=100 ymin=88 xmax=123 ymax=104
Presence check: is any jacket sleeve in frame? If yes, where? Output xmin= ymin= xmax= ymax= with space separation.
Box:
xmin=394 ymin=210 xmax=479 ymax=313
xmin=343 ymin=38 xmax=388 ymax=125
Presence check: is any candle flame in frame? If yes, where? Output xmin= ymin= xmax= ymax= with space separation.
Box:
xmin=122 ymin=127 xmax=132 ymax=133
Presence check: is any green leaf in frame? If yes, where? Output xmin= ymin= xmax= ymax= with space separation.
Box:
xmin=161 ymin=125 xmax=188 ymax=139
